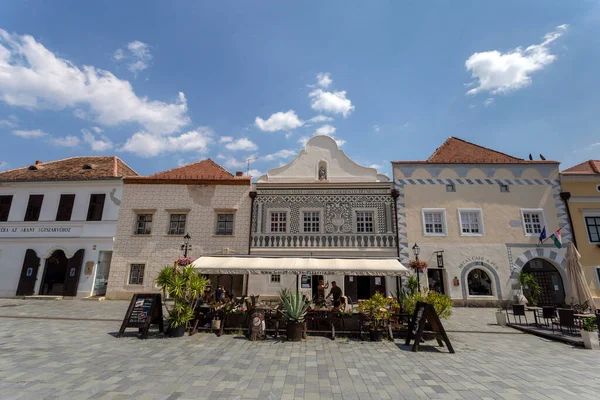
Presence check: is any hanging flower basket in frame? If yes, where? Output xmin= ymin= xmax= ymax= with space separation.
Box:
xmin=176 ymin=256 xmax=196 ymax=267
xmin=408 ymin=259 xmax=428 ymax=272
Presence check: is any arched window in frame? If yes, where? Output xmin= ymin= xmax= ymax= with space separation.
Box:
xmin=467 ymin=268 xmax=493 ymax=296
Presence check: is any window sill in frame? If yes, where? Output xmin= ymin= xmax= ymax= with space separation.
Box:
xmin=213 ymin=235 xmax=235 ymax=238
xmin=424 ymin=233 xmax=448 ymax=237
xmin=460 ymin=233 xmax=484 ymax=237
xmin=130 ymin=234 xmax=152 ymax=237
xmin=127 ymin=283 xmax=145 ymax=286
xmin=467 ymin=295 xmax=496 ymax=299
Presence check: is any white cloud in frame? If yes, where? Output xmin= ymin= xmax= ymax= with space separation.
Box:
xmin=255 ymin=110 xmax=304 ymax=132
xmin=113 ymin=48 xmax=125 ymax=61
xmin=49 ymin=135 xmax=80 ymax=148
xmin=284 ymin=132 xmax=293 ymax=139
xmin=298 ymin=131 xmax=345 ymax=147
xmin=216 ymin=153 xmax=226 ymax=160
xmin=373 ymin=125 xmax=380 ymax=133
xmin=0 ymin=30 xmax=189 ymax=135
xmin=309 ymin=89 xmax=354 ymax=117
xmin=465 ymin=25 xmax=568 ymax=95
xmin=368 ymin=163 xmax=382 ymax=170
xmin=0 ymin=119 xmax=17 ymax=128
xmin=0 ymin=161 xmax=8 ymax=171
xmin=224 ymin=138 xmax=258 ymax=151
xmin=484 ymin=98 xmax=495 ymax=107
xmin=13 ymin=129 xmax=47 ymax=138
xmin=91 ymin=126 xmax=103 ymax=133
xmin=114 ymin=41 xmax=153 ymax=76
xmin=120 ymin=128 xmax=213 ymax=157
xmin=315 ymin=124 xmax=336 ymax=136
xmin=468 ymin=104 xmax=476 ymax=109
xmin=219 ymin=136 xmax=233 ymax=143
xmin=316 ymin=72 xmax=332 ymax=88
xmin=261 ymin=149 xmax=296 ymax=161
xmin=247 ymin=169 xmax=263 ymax=179
xmin=82 ymin=129 xmax=113 ymax=152
xmin=222 ymin=155 xmax=248 ymax=169
xmin=306 ymin=115 xmax=334 ymax=124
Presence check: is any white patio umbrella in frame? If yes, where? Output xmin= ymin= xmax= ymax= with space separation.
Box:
xmin=565 ymin=242 xmax=595 ymax=310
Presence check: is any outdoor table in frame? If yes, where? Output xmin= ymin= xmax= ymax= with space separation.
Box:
xmin=526 ymin=306 xmax=543 ymax=326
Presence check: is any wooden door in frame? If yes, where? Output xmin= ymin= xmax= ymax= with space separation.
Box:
xmin=344 ymin=276 xmax=358 ymax=303
xmin=63 ymin=249 xmax=84 ymax=296
xmin=16 ymin=250 xmax=40 ymax=296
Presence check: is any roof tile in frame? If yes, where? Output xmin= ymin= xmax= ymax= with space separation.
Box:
xmin=562 ymin=160 xmax=600 ymax=175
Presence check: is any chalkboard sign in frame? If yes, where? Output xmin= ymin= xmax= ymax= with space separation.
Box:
xmin=118 ymin=293 xmax=164 ymax=339
xmin=405 ymin=301 xmax=454 ymax=353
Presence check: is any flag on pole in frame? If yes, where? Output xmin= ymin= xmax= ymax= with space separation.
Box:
xmin=549 ymin=227 xmax=563 ymax=249
xmin=538 ymin=226 xmax=547 ymax=244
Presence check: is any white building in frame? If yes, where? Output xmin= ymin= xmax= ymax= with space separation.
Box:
xmin=0 ymin=157 xmax=137 ymax=298
xmin=106 ymin=159 xmax=253 ymax=300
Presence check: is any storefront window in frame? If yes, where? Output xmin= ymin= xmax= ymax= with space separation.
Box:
xmin=467 ymin=269 xmax=492 ymax=296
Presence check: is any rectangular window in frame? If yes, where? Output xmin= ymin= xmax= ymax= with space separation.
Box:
xmin=423 ymin=210 xmax=446 ymax=235
xmin=585 ymin=216 xmax=600 ymax=243
xmin=0 ymin=195 xmax=13 ymax=221
xmin=216 ymin=214 xmax=234 ymax=236
xmin=55 ymin=194 xmax=76 ymax=221
xmin=128 ymin=264 xmax=145 ymax=285
xmin=24 ymin=195 xmax=44 ymax=221
xmin=303 ymin=212 xmax=320 ymax=233
xmin=356 ymin=211 xmax=374 ymax=233
xmin=522 ymin=210 xmax=544 ymax=235
xmin=169 ymin=214 xmax=187 ymax=235
xmin=500 ymin=184 xmax=510 ymax=192
xmin=270 ymin=212 xmax=287 ymax=232
xmin=270 ymin=274 xmax=281 ymax=283
xmin=446 ymin=184 xmax=456 ymax=192
xmin=459 ymin=210 xmax=483 ymax=235
xmin=135 ymin=214 xmax=153 ymax=235
xmin=86 ymin=194 xmax=106 ymax=221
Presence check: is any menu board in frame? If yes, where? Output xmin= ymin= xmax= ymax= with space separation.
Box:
xmin=118 ymin=293 xmax=164 ymax=339
xmin=405 ymin=301 xmax=454 ymax=353
xmin=301 ymin=274 xmax=311 ymax=289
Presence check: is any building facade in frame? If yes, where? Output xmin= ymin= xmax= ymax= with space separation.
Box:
xmin=561 ymin=160 xmax=600 ymax=306
xmin=0 ymin=157 xmax=137 ymax=298
xmin=106 ymin=160 xmax=252 ymax=300
xmin=393 ymin=137 xmax=572 ymax=306
xmin=248 ymin=135 xmax=400 ymax=301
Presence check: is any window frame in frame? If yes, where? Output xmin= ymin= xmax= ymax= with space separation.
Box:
xmin=300 ymin=209 xmax=322 ymax=234
xmin=520 ymin=209 xmax=546 ymax=237
xmin=128 ymin=263 xmax=145 ymax=285
xmin=270 ymin=274 xmax=281 ymax=284
xmin=595 ymin=267 xmax=600 ymax=289
xmin=446 ymin=183 xmax=456 ymax=192
xmin=457 ymin=208 xmax=484 ymax=237
xmin=421 ymin=208 xmax=447 ymax=237
xmin=168 ymin=213 xmax=187 ymax=236
xmin=583 ymin=213 xmax=600 ymax=244
xmin=466 ymin=267 xmax=495 ymax=298
xmin=499 ymin=184 xmax=510 ymax=193
xmin=55 ymin=194 xmax=76 ymax=222
xmin=268 ymin=209 xmax=289 ymax=233
xmin=215 ymin=213 xmax=235 ymax=236
xmin=355 ymin=209 xmax=376 ymax=233
xmin=134 ymin=213 xmax=153 ymax=235
xmin=24 ymin=194 xmax=44 ymax=222
xmin=0 ymin=195 xmax=13 ymax=222
xmin=86 ymin=193 xmax=106 ymax=222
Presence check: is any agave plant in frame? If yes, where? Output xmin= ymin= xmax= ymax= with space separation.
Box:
xmin=279 ymin=289 xmax=310 ymax=323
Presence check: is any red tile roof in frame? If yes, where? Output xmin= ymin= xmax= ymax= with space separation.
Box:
xmin=0 ymin=156 xmax=138 ymax=181
xmin=124 ymin=159 xmax=251 ymax=185
xmin=392 ymin=137 xmax=558 ymax=164
xmin=562 ymin=160 xmax=600 ymax=175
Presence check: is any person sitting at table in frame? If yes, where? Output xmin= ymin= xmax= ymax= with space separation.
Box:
xmin=326 ymin=281 xmax=343 ymax=308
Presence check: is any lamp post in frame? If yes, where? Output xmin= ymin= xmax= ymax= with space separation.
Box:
xmin=181 ymin=233 xmax=192 ymax=257
xmin=412 ymin=243 xmax=421 ymax=292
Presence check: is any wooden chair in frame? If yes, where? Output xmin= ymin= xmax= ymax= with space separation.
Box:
xmin=511 ymin=304 xmax=528 ymax=325
xmin=542 ymin=306 xmax=557 ymax=327
xmin=552 ymin=308 xmax=577 ymax=335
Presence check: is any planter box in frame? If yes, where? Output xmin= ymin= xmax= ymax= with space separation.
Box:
xmin=581 ymin=331 xmax=600 ymax=350
xmin=496 ymin=311 xmax=507 ymax=327
xmin=224 ymin=313 xmax=246 ymax=328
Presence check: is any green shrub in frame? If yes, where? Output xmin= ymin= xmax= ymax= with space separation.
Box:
xmin=582 ymin=317 xmax=597 ymax=332
xmin=356 ymin=292 xmax=399 ymax=330
xmin=519 ymin=272 xmax=541 ymax=305
xmin=402 ymin=289 xmax=453 ymax=320
xmin=279 ymin=289 xmax=310 ymax=323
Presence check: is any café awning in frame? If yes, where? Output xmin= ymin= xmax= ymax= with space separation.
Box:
xmin=191 ymin=256 xmax=408 ymax=276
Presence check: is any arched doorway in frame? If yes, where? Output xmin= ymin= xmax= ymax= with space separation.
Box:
xmin=522 ymin=258 xmax=565 ymax=305
xmin=40 ymin=250 xmax=69 ymax=295
xmin=467 ymin=269 xmax=493 ymax=296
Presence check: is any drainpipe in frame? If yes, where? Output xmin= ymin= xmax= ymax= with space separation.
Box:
xmin=391 ymin=189 xmax=401 ymax=301
xmin=245 ymin=191 xmax=257 ymax=296
xmin=560 ymin=192 xmax=578 ymax=249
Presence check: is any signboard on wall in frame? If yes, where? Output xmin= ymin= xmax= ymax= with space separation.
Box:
xmin=0 ymin=225 xmax=83 ymax=238
xmin=301 ymin=274 xmax=311 ymax=288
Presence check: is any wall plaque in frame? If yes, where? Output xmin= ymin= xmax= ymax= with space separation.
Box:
xmin=84 ymin=261 xmax=94 ymax=276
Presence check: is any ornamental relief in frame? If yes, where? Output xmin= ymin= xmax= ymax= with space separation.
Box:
xmin=325 ymin=203 xmax=352 ymax=233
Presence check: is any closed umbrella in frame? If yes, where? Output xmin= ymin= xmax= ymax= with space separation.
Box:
xmin=565 ymin=242 xmax=595 ymax=311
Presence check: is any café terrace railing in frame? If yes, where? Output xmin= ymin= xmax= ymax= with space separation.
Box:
xmin=251 ymin=233 xmax=396 ymax=249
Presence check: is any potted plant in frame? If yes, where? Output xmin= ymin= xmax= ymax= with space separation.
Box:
xmin=155 ymin=261 xmax=209 ymax=337
xmin=402 ymin=289 xmax=453 ymax=320
xmin=356 ymin=293 xmax=399 ymax=341
xmin=519 ymin=272 xmax=541 ymax=306
xmin=581 ymin=317 xmax=599 ymax=350
xmin=279 ymin=289 xmax=310 ymax=341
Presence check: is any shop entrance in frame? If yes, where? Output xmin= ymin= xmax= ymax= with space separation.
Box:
xmin=522 ymin=258 xmax=565 ymax=305
xmin=16 ymin=249 xmax=41 ymax=296
xmin=40 ymin=249 xmax=85 ymax=296
xmin=427 ymin=269 xmax=445 ymax=294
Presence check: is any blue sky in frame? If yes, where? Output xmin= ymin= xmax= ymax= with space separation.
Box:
xmin=1 ymin=1 xmax=599 ymax=178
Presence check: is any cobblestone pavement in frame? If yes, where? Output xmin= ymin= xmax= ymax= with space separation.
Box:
xmin=0 ymin=299 xmax=599 ymax=399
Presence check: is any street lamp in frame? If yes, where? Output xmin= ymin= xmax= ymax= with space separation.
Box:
xmin=412 ymin=243 xmax=421 ymax=292
xmin=181 ymin=233 xmax=192 ymax=257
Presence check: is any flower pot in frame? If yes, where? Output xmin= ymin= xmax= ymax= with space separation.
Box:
xmin=370 ymin=329 xmax=384 ymax=342
xmin=286 ymin=321 xmax=304 ymax=342
xmin=211 ymin=319 xmax=221 ymax=330
xmin=168 ymin=324 xmax=186 ymax=338
xmin=581 ymin=330 xmax=599 ymax=350
xmin=495 ymin=311 xmax=507 ymax=327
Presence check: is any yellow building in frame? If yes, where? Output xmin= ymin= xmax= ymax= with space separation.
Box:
xmin=393 ymin=137 xmax=572 ymax=306
xmin=561 ymin=160 xmax=600 ymax=306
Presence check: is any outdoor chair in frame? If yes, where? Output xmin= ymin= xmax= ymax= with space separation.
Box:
xmin=511 ymin=304 xmax=528 ymax=325
xmin=551 ymin=308 xmax=577 ymax=335
xmin=571 ymin=301 xmax=590 ymax=314
xmin=542 ymin=306 xmax=557 ymax=327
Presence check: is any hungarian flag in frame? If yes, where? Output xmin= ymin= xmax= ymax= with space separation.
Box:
xmin=550 ymin=227 xmax=563 ymax=249
xmin=538 ymin=227 xmax=547 ymax=244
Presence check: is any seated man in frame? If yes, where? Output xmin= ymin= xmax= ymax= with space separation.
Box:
xmin=326 ymin=281 xmax=343 ymax=308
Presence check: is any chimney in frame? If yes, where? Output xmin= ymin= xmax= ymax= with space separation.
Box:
xmin=35 ymin=160 xmax=43 ymax=165
xmin=235 ymin=171 xmax=244 ymax=177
